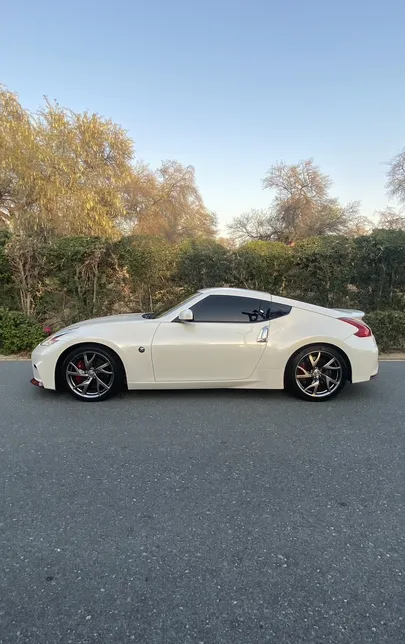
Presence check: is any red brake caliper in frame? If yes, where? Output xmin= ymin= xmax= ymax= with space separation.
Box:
xmin=75 ymin=359 xmax=86 ymax=384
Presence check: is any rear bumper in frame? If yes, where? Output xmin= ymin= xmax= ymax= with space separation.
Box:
xmin=30 ymin=377 xmax=43 ymax=387
xmin=343 ymin=334 xmax=379 ymax=383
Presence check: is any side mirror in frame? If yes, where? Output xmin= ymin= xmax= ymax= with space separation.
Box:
xmin=178 ymin=308 xmax=194 ymax=322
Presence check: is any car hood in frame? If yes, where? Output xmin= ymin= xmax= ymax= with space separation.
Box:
xmin=65 ymin=313 xmax=147 ymax=330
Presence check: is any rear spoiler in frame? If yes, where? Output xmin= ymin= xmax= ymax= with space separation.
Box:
xmin=333 ymin=308 xmax=365 ymax=320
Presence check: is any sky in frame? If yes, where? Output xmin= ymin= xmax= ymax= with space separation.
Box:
xmin=2 ymin=0 xmax=405 ymax=231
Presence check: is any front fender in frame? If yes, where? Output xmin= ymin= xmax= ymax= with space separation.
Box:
xmin=32 ymin=323 xmax=158 ymax=390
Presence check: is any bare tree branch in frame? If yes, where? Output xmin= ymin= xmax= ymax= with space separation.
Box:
xmin=376 ymin=207 xmax=405 ymax=230
xmin=386 ymin=148 xmax=405 ymax=203
xmin=229 ymin=159 xmax=362 ymax=244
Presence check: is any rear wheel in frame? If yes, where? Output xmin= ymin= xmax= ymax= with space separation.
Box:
xmin=61 ymin=345 xmax=123 ymax=401
xmin=286 ymin=345 xmax=348 ymax=402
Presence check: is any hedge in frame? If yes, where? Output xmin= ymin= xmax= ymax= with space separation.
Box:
xmin=365 ymin=311 xmax=405 ymax=352
xmin=0 ymin=307 xmax=402 ymax=355
xmin=1 ymin=230 xmax=405 ymax=352
xmin=0 ymin=308 xmax=45 ymax=355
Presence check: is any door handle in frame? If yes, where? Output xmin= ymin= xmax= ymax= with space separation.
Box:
xmin=257 ymin=327 xmax=269 ymax=343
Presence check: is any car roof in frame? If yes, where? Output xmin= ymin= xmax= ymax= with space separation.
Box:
xmin=197 ymin=287 xmax=355 ymax=318
xmin=198 ymin=287 xmax=271 ymax=300
xmin=197 ymin=287 xmax=364 ymax=319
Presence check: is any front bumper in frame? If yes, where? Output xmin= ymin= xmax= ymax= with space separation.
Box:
xmin=31 ymin=344 xmax=57 ymax=390
xmin=31 ymin=359 xmax=44 ymax=387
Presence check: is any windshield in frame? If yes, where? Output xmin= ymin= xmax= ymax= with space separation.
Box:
xmin=153 ymin=294 xmax=198 ymax=319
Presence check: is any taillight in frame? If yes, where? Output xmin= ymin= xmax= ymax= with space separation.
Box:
xmin=339 ymin=317 xmax=372 ymax=338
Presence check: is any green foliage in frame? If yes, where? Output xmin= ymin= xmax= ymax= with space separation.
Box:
xmin=285 ymin=236 xmax=355 ymax=307
xmin=114 ymin=235 xmax=176 ymax=311
xmin=115 ymin=235 xmax=174 ymax=287
xmin=2 ymin=231 xmax=405 ymax=353
xmin=353 ymin=229 xmax=405 ymax=310
xmin=232 ymin=241 xmax=292 ymax=293
xmin=175 ymin=239 xmax=231 ymax=291
xmin=365 ymin=311 xmax=405 ymax=352
xmin=38 ymin=235 xmax=140 ymax=328
xmin=5 ymin=235 xmax=47 ymax=316
xmin=0 ymin=307 xmax=45 ymax=354
xmin=0 ymin=231 xmax=11 ymax=278
xmin=45 ymin=236 xmax=113 ymax=315
xmin=0 ymin=231 xmax=17 ymax=308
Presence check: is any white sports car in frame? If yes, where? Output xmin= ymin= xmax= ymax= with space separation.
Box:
xmin=31 ymin=287 xmax=378 ymax=402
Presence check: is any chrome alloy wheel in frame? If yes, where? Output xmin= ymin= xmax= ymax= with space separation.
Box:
xmin=65 ymin=351 xmax=114 ymax=399
xmin=295 ymin=350 xmax=343 ymax=398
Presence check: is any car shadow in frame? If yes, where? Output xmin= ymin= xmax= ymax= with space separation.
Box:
xmin=26 ymin=378 xmax=379 ymax=406
xmin=116 ymin=381 xmax=378 ymax=405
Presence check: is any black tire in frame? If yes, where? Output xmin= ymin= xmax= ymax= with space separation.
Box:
xmin=61 ymin=344 xmax=124 ymax=402
xmin=285 ymin=344 xmax=349 ymax=402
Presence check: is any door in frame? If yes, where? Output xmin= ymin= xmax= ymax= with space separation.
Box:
xmin=152 ymin=295 xmax=269 ymax=382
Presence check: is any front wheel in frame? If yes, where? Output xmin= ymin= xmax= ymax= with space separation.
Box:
xmin=285 ymin=345 xmax=349 ymax=402
xmin=61 ymin=345 xmax=123 ymax=401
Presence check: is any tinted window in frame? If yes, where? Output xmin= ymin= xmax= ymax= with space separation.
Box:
xmin=260 ymin=302 xmax=292 ymax=320
xmin=191 ymin=295 xmax=264 ymax=323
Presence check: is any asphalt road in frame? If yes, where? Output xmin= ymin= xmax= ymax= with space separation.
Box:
xmin=1 ymin=362 xmax=404 ymax=644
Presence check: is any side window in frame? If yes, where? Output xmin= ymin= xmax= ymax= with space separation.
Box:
xmin=260 ymin=301 xmax=292 ymax=320
xmin=191 ymin=295 xmax=264 ymax=323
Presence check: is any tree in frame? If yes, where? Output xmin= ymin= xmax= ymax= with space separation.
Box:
xmin=228 ymin=159 xmax=361 ymax=243
xmin=127 ymin=161 xmax=216 ymax=243
xmin=227 ymin=209 xmax=276 ymax=244
xmin=0 ymin=86 xmax=37 ymax=231
xmin=344 ymin=215 xmax=372 ymax=237
xmin=1 ymin=84 xmax=215 ymax=242
xmin=376 ymin=207 xmax=405 ymax=230
xmin=0 ymin=85 xmax=134 ymax=238
xmin=386 ymin=147 xmax=405 ymax=204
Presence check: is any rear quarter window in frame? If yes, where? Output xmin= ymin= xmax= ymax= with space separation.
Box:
xmin=261 ymin=302 xmax=292 ymax=320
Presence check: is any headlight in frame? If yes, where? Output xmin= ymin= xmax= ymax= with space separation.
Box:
xmin=40 ymin=328 xmax=78 ymax=346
